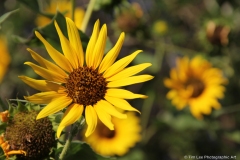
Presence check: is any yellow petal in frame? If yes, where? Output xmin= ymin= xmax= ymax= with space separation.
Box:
xmin=166 ymin=90 xmax=177 ymax=99
xmin=86 ymin=20 xmax=99 ymax=67
xmin=27 ymin=48 xmax=67 ymax=77
xmin=211 ymin=99 xmax=221 ymax=109
xmin=19 ymin=76 xmax=63 ymax=92
xmin=99 ymin=32 xmax=125 ymax=73
xmin=57 ymin=125 xmax=65 ymax=139
xmin=0 ymin=36 xmax=10 ymax=83
xmin=106 ymin=89 xmax=147 ymax=99
xmin=25 ymin=62 xmax=67 ymax=83
xmin=164 ymin=78 xmax=173 ymax=88
xmin=57 ymin=103 xmax=83 ymax=138
xmin=105 ymin=95 xmax=140 ymax=113
xmin=189 ymin=104 xmax=203 ymax=119
xmin=177 ymin=57 xmax=188 ymax=81
xmin=107 ymin=75 xmax=154 ymax=87
xmin=103 ymin=50 xmax=142 ymax=78
xmin=107 ymin=63 xmax=152 ymax=81
xmin=85 ymin=105 xmax=98 ymax=137
xmin=66 ymin=17 xmax=84 ymax=67
xmin=55 ymin=21 xmax=79 ymax=69
xmin=94 ymin=104 xmax=114 ymax=130
xmin=35 ymin=31 xmax=72 ymax=72
xmin=91 ymin=24 xmax=107 ymax=69
xmin=96 ymin=100 xmax=127 ymax=119
xmin=36 ymin=96 xmax=72 ymax=119
xmin=170 ymin=69 xmax=178 ymax=80
xmin=24 ymin=91 xmax=65 ymax=104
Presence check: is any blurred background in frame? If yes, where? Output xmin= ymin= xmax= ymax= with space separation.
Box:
xmin=1 ymin=0 xmax=240 ymax=160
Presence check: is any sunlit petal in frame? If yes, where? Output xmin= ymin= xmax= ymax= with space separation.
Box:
xmin=107 ymin=63 xmax=152 ymax=81
xmin=35 ymin=31 xmax=72 ymax=72
xmin=25 ymin=62 xmax=67 ymax=83
xmin=86 ymin=20 xmax=99 ymax=67
xmin=55 ymin=21 xmax=79 ymax=68
xmin=27 ymin=48 xmax=67 ymax=77
xmin=85 ymin=105 xmax=98 ymax=137
xmin=66 ymin=17 xmax=84 ymax=67
xmin=107 ymin=75 xmax=154 ymax=87
xmin=97 ymin=100 xmax=127 ymax=119
xmin=24 ymin=91 xmax=66 ymax=104
xmin=103 ymin=50 xmax=142 ymax=78
xmin=91 ymin=24 xmax=107 ymax=69
xmin=36 ymin=96 xmax=72 ymax=119
xmin=18 ymin=76 xmax=63 ymax=92
xmin=99 ymin=32 xmax=125 ymax=73
xmin=105 ymin=96 xmax=140 ymax=113
xmin=57 ymin=103 xmax=83 ymax=138
xmin=106 ymin=89 xmax=147 ymax=99
xmin=94 ymin=104 xmax=114 ymax=130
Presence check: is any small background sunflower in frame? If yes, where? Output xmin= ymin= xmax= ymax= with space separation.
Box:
xmin=83 ymin=112 xmax=141 ymax=156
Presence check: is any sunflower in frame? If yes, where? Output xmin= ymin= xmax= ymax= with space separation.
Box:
xmin=19 ymin=18 xmax=153 ymax=138
xmin=0 ymin=35 xmax=11 ymax=83
xmin=35 ymin=0 xmax=84 ymax=29
xmin=83 ymin=112 xmax=141 ymax=156
xmin=164 ymin=56 xmax=227 ymax=119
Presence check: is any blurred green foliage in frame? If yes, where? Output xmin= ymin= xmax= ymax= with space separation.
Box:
xmin=1 ymin=0 xmax=240 ymax=160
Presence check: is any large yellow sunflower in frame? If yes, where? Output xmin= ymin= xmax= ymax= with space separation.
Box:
xmin=0 ymin=36 xmax=11 ymax=83
xmin=19 ymin=18 xmax=153 ymax=138
xmin=164 ymin=56 xmax=227 ymax=119
xmin=35 ymin=0 xmax=84 ymax=29
xmin=83 ymin=112 xmax=141 ymax=156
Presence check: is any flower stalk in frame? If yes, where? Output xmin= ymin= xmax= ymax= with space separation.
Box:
xmin=59 ymin=116 xmax=85 ymax=160
xmin=81 ymin=0 xmax=96 ymax=32
xmin=71 ymin=0 xmax=75 ymax=20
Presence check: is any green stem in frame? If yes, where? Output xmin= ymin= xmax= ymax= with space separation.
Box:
xmin=81 ymin=0 xmax=96 ymax=32
xmin=59 ymin=116 xmax=85 ymax=160
xmin=59 ymin=127 xmax=74 ymax=160
xmin=213 ymin=104 xmax=240 ymax=118
xmin=151 ymin=40 xmax=166 ymax=72
xmin=9 ymin=99 xmax=28 ymax=102
xmin=71 ymin=0 xmax=75 ymax=20
xmin=140 ymin=90 xmax=155 ymax=144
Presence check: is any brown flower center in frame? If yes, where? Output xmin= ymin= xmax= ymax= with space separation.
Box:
xmin=185 ymin=78 xmax=205 ymax=98
xmin=65 ymin=67 xmax=107 ymax=106
xmin=97 ymin=122 xmax=115 ymax=139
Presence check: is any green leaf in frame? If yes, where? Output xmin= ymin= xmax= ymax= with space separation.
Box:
xmin=0 ymin=122 xmax=7 ymax=135
xmin=16 ymin=100 xmax=27 ymax=112
xmin=37 ymin=11 xmax=68 ymax=47
xmin=16 ymin=0 xmax=40 ymax=12
xmin=0 ymin=9 xmax=19 ymax=28
xmin=59 ymin=141 xmax=109 ymax=160
xmin=13 ymin=11 xmax=89 ymax=52
xmin=225 ymin=131 xmax=240 ymax=143
xmin=37 ymin=11 xmax=89 ymax=51
xmin=26 ymin=102 xmax=41 ymax=112
xmin=48 ymin=112 xmax=63 ymax=132
xmin=8 ymin=101 xmax=18 ymax=117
